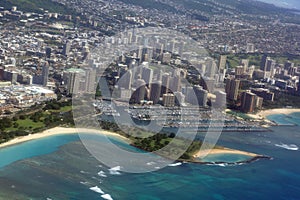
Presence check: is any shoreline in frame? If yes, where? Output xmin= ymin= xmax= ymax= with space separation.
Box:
xmin=0 ymin=127 xmax=129 ymax=149
xmin=0 ymin=126 xmax=266 ymax=164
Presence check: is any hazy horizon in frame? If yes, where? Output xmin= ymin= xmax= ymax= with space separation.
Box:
xmin=258 ymin=0 xmax=300 ymax=10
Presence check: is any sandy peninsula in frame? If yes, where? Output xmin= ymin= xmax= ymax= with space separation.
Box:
xmin=0 ymin=127 xmax=129 ymax=149
xmin=193 ymin=148 xmax=259 ymax=159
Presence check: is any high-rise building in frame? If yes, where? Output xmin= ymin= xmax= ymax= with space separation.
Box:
xmin=118 ymin=70 xmax=132 ymax=90
xmin=255 ymin=96 xmax=263 ymax=110
xmin=284 ymin=61 xmax=294 ymax=71
xmin=193 ymin=85 xmax=208 ymax=107
xmin=163 ymin=93 xmax=175 ymax=107
xmin=141 ymin=67 xmax=153 ymax=86
xmin=0 ymin=67 xmax=4 ymax=80
xmin=46 ymin=47 xmax=52 ymax=59
xmin=241 ymin=92 xmax=256 ymax=113
xmin=42 ymin=62 xmax=49 ymax=87
xmin=67 ymin=72 xmax=81 ymax=95
xmin=186 ymin=86 xmax=207 ymax=106
xmin=297 ymin=79 xmax=300 ymax=94
xmin=218 ymin=55 xmax=227 ymax=71
xmin=251 ymin=88 xmax=274 ymax=101
xmin=85 ymin=68 xmax=96 ymax=93
xmin=225 ymin=78 xmax=240 ymax=101
xmin=62 ymin=41 xmax=71 ymax=56
xmin=260 ymin=55 xmax=270 ymax=71
xmin=214 ymin=91 xmax=227 ymax=109
xmin=205 ymin=59 xmax=217 ymax=78
xmin=161 ymin=73 xmax=170 ymax=95
xmin=174 ymin=92 xmax=185 ymax=106
xmin=203 ymin=77 xmax=215 ymax=93
xmin=288 ymin=66 xmax=297 ymax=76
xmin=4 ymin=70 xmax=18 ymax=84
xmin=169 ymin=75 xmax=181 ymax=93
xmin=131 ymin=79 xmax=146 ymax=104
xmin=137 ymin=46 xmax=143 ymax=61
xmin=149 ymin=82 xmax=162 ymax=104
xmin=266 ymin=59 xmax=275 ymax=72
xmin=185 ymin=86 xmax=195 ymax=105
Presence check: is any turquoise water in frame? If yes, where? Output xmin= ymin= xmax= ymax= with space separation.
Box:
xmin=0 ymin=134 xmax=79 ymax=168
xmin=267 ymin=112 xmax=300 ymax=126
xmin=0 ymin=113 xmax=299 ymax=199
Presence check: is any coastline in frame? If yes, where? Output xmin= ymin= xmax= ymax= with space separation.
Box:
xmin=245 ymin=108 xmax=300 ymax=127
xmin=0 ymin=127 xmax=129 ymax=149
xmin=0 ymin=126 xmax=267 ymax=164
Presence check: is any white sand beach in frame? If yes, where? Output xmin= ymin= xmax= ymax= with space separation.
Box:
xmin=245 ymin=108 xmax=300 ymax=121
xmin=0 ymin=127 xmax=129 ymax=149
xmin=193 ymin=148 xmax=259 ymax=158
xmin=257 ymin=108 xmax=300 ymax=118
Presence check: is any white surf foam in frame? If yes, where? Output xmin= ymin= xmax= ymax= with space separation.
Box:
xmin=168 ymin=162 xmax=182 ymax=167
xmin=89 ymin=186 xmax=105 ymax=194
xmin=109 ymin=166 xmax=121 ymax=175
xmin=207 ymin=163 xmax=228 ymax=167
xmin=275 ymin=143 xmax=299 ymax=151
xmin=80 ymin=181 xmax=89 ymax=185
xmin=98 ymin=171 xmax=107 ymax=177
xmin=215 ymin=163 xmax=227 ymax=167
xmin=146 ymin=162 xmax=156 ymax=166
xmin=101 ymin=194 xmax=113 ymax=200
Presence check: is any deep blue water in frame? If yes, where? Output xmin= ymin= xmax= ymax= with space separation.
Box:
xmin=0 ymin=113 xmax=300 ymax=199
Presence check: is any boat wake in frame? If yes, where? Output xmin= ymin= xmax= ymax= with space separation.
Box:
xmin=275 ymin=143 xmax=299 ymax=151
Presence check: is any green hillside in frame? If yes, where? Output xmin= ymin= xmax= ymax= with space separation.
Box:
xmin=0 ymin=0 xmax=74 ymax=15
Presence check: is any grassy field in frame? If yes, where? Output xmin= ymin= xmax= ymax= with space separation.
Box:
xmin=6 ymin=118 xmax=45 ymax=131
xmin=47 ymin=105 xmax=72 ymax=113
xmin=227 ymin=54 xmax=261 ymax=68
xmin=226 ymin=54 xmax=300 ymax=68
xmin=226 ymin=110 xmax=255 ymax=120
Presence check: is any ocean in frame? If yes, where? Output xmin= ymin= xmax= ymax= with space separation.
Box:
xmin=0 ymin=113 xmax=300 ymax=200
